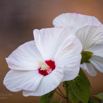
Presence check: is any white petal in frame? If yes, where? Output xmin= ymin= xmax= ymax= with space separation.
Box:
xmin=33 ymin=27 xmax=73 ymax=60
xmin=6 ymin=41 xmax=43 ymax=70
xmin=53 ymin=13 xmax=102 ymax=33
xmin=3 ymin=70 xmax=43 ymax=92
xmin=53 ymin=33 xmax=82 ymax=80
xmin=90 ymin=55 xmax=103 ymax=73
xmin=23 ymin=67 xmax=63 ymax=96
xmin=81 ymin=63 xmax=97 ymax=76
xmin=54 ymin=33 xmax=82 ymax=67
xmin=76 ymin=26 xmax=103 ymax=51
xmin=88 ymin=44 xmax=103 ymax=57
xmin=62 ymin=65 xmax=80 ymax=81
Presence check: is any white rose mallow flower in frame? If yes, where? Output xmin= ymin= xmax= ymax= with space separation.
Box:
xmin=3 ymin=28 xmax=82 ymax=96
xmin=53 ymin=13 xmax=103 ymax=76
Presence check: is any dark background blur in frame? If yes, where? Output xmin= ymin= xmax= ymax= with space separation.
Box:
xmin=0 ymin=0 xmax=103 ymax=103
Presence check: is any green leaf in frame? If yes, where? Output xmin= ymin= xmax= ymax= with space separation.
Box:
xmin=94 ymin=93 xmax=103 ymax=100
xmin=88 ymin=97 xmax=99 ymax=103
xmin=69 ymin=89 xmax=79 ymax=103
xmin=81 ymin=51 xmax=93 ymax=64
xmin=70 ymin=76 xmax=90 ymax=103
xmin=79 ymin=68 xmax=91 ymax=87
xmin=39 ymin=90 xmax=55 ymax=103
xmin=63 ymin=81 xmax=70 ymax=92
xmin=63 ymin=81 xmax=70 ymax=87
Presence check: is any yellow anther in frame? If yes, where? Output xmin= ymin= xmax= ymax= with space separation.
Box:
xmin=38 ymin=61 xmax=42 ymax=64
xmin=38 ymin=61 xmax=50 ymax=71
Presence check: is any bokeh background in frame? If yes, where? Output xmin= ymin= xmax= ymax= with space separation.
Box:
xmin=0 ymin=0 xmax=103 ymax=103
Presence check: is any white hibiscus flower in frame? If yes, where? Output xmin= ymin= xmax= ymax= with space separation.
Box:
xmin=3 ymin=28 xmax=82 ymax=96
xmin=53 ymin=13 xmax=103 ymax=76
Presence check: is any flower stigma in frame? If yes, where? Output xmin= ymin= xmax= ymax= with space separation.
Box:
xmin=38 ymin=60 xmax=56 ymax=76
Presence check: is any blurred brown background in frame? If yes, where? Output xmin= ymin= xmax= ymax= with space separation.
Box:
xmin=0 ymin=0 xmax=103 ymax=103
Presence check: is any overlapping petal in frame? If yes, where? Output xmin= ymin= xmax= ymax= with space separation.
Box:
xmin=23 ymin=67 xmax=63 ymax=96
xmin=54 ymin=32 xmax=82 ymax=81
xmin=62 ymin=64 xmax=80 ymax=81
xmin=90 ymin=55 xmax=103 ymax=73
xmin=33 ymin=28 xmax=73 ymax=60
xmin=53 ymin=13 xmax=102 ymax=33
xmin=6 ymin=41 xmax=43 ymax=70
xmin=81 ymin=63 xmax=97 ymax=76
xmin=3 ymin=70 xmax=43 ymax=92
xmin=54 ymin=33 xmax=82 ymax=67
xmin=88 ymin=44 xmax=103 ymax=57
xmin=76 ymin=26 xmax=103 ymax=51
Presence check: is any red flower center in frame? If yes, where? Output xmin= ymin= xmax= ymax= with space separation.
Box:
xmin=38 ymin=60 xmax=55 ymax=76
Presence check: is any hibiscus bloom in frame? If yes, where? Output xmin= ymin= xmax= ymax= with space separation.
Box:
xmin=53 ymin=13 xmax=103 ymax=76
xmin=3 ymin=28 xmax=82 ymax=96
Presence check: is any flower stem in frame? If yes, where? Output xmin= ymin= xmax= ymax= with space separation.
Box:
xmin=57 ymin=87 xmax=66 ymax=97
xmin=65 ymin=88 xmax=69 ymax=103
xmin=63 ymin=81 xmax=70 ymax=103
xmin=55 ymin=91 xmax=66 ymax=99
